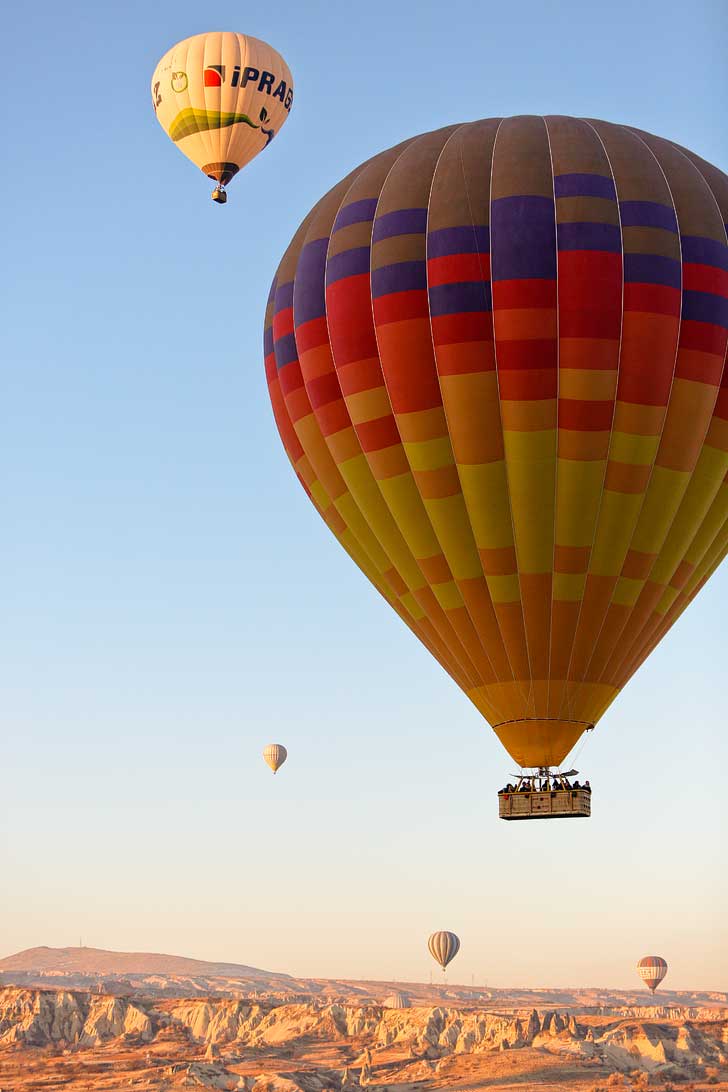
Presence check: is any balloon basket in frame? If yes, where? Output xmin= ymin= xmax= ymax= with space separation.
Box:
xmin=498 ymin=769 xmax=591 ymax=821
xmin=211 ymin=186 xmax=227 ymax=204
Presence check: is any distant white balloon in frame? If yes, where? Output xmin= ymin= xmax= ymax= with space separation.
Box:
xmin=263 ymin=743 xmax=287 ymax=774
xmin=428 ymin=931 xmax=460 ymax=971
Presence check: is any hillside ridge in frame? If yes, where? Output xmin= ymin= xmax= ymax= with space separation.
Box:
xmin=0 ymin=946 xmax=291 ymax=981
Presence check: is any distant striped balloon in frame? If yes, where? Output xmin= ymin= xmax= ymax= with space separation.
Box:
xmin=428 ymin=931 xmax=460 ymax=971
xmin=637 ymin=955 xmax=668 ymax=992
xmin=263 ymin=743 xmax=287 ymax=774
xmin=264 ymin=116 xmax=728 ymax=771
xmin=383 ymin=991 xmax=411 ymax=1008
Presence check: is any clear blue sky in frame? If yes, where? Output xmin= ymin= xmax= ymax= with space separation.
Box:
xmin=2 ymin=0 xmax=727 ymax=991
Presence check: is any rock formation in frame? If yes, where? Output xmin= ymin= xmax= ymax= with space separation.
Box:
xmin=0 ymin=986 xmax=726 ymax=1084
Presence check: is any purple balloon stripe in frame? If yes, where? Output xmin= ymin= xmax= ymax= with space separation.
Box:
xmin=332 ymin=197 xmax=378 ymax=233
xmin=263 ymin=326 xmax=274 ymax=357
xmin=428 ymin=225 xmax=489 ymax=257
xmin=294 ymin=238 xmax=329 ymax=325
xmin=274 ymin=281 xmax=294 ymax=313
xmin=325 ymin=246 xmax=371 ymax=286
xmin=371 ymin=261 xmax=427 ymax=298
xmin=554 ymin=173 xmax=616 ymax=200
xmin=429 ymin=281 xmax=492 ymax=316
xmin=491 ymin=195 xmax=557 ymax=282
xmin=624 ymin=253 xmax=682 ymax=289
xmin=682 ymin=290 xmax=728 ymax=329
xmin=620 ymin=200 xmax=678 ymax=232
xmin=297 ymin=237 xmax=329 ymax=275
xmin=267 ymin=275 xmax=277 ymax=305
xmin=294 ymin=288 xmax=326 ymax=326
xmin=557 ymin=221 xmax=622 ymax=252
xmin=273 ymin=332 xmax=298 ymax=370
xmin=681 ymin=235 xmax=728 ymax=272
xmin=372 ymin=207 xmax=428 ymax=242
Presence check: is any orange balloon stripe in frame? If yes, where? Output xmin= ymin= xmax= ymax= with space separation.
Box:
xmin=562 ymin=121 xmax=683 ymax=723
xmin=427 ymin=122 xmax=531 ymax=698
xmin=616 ymin=478 xmax=728 ymax=688
xmin=294 ymin=156 xmax=502 ymax=700
xmin=545 ymin=117 xmax=623 ymax=720
xmin=324 ymin=141 xmax=515 ymax=716
xmin=265 ymin=275 xmax=471 ymax=693
xmin=586 ymin=134 xmax=728 ymax=687
xmin=600 ymin=141 xmax=728 ymax=688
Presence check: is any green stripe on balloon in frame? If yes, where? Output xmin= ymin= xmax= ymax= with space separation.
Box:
xmin=169 ymin=108 xmax=259 ymax=143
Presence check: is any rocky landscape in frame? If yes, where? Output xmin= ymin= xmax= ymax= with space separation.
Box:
xmin=1 ymin=986 xmax=727 ymax=1091
xmin=1 ymin=949 xmax=725 ymax=1090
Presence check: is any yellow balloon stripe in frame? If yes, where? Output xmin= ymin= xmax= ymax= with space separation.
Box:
xmin=265 ymin=283 xmax=467 ymax=691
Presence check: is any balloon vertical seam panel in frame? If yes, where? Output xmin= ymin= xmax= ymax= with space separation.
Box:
xmin=264 ymin=116 xmax=728 ymax=771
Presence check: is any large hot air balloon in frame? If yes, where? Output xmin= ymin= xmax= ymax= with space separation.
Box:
xmin=637 ymin=955 xmax=668 ymax=992
xmin=428 ymin=931 xmax=460 ymax=971
xmin=151 ymin=32 xmax=293 ymax=203
xmin=263 ymin=743 xmax=287 ymax=774
xmin=264 ymin=116 xmax=728 ymax=804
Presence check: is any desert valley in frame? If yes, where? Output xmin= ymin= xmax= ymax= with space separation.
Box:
xmin=1 ymin=948 xmax=726 ymax=1092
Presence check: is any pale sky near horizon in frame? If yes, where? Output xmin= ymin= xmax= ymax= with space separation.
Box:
xmin=3 ymin=0 xmax=727 ymax=992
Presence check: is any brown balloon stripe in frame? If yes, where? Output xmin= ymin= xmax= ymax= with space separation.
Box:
xmin=203 ymin=161 xmax=241 ymax=184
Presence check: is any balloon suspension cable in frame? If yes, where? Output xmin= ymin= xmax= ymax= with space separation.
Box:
xmin=568 ymin=730 xmax=591 ymax=769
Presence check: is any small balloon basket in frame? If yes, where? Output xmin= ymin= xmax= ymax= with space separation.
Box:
xmin=498 ymin=768 xmax=591 ymax=821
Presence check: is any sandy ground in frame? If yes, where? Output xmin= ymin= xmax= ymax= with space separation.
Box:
xmin=3 ymin=1036 xmax=728 ymax=1092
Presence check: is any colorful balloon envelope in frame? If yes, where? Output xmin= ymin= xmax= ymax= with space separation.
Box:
xmin=263 ymin=743 xmax=288 ymax=773
xmin=151 ymin=31 xmax=293 ymax=199
xmin=428 ymin=931 xmax=460 ymax=971
xmin=637 ymin=955 xmax=668 ymax=992
xmin=264 ymin=116 xmax=728 ymax=771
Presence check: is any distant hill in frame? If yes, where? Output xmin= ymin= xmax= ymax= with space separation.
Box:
xmin=1 ymin=947 xmax=726 ymax=1011
xmin=0 ymin=946 xmax=292 ymax=983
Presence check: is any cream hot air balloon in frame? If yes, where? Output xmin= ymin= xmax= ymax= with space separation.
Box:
xmin=637 ymin=955 xmax=668 ymax=992
xmin=428 ymin=931 xmax=460 ymax=972
xmin=151 ymin=31 xmax=293 ymax=203
xmin=263 ymin=743 xmax=287 ymax=774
